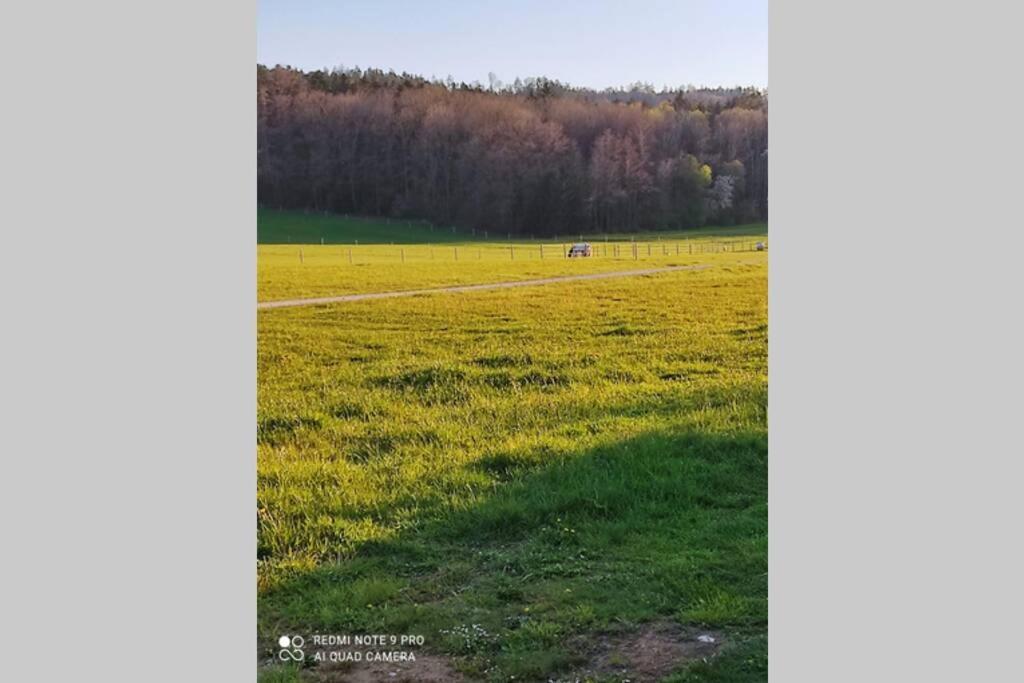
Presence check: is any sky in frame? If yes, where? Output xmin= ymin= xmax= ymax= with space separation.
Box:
xmin=258 ymin=0 xmax=767 ymax=90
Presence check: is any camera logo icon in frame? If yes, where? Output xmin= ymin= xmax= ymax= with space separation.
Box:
xmin=277 ymin=635 xmax=305 ymax=661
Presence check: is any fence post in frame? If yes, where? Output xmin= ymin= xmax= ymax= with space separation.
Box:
xmin=348 ymin=248 xmax=353 ymax=264
xmin=510 ymin=245 xmax=514 ymax=260
xmin=454 ymin=247 xmax=458 ymax=261
xmin=401 ymin=248 xmax=405 ymax=263
xmin=299 ymin=248 xmax=303 ymax=264
xmin=540 ymin=244 xmax=544 ymax=259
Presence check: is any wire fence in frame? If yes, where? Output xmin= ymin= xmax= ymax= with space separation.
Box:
xmin=266 ymin=238 xmax=767 ymax=266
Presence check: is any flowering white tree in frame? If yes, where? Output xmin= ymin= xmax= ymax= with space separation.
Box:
xmin=706 ymin=174 xmax=736 ymax=217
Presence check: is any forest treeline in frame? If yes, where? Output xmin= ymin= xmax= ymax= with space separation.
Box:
xmin=258 ymin=65 xmax=767 ymax=235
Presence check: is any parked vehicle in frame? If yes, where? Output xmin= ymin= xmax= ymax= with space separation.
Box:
xmin=755 ymin=242 xmax=766 ymax=251
xmin=567 ymin=243 xmax=592 ymax=258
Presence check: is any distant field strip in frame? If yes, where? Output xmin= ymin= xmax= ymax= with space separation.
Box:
xmin=258 ymin=264 xmax=711 ymax=309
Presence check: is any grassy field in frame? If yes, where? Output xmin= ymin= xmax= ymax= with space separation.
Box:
xmin=259 ymin=209 xmax=463 ymax=245
xmin=259 ymin=208 xmax=767 ymax=246
xmin=258 ymin=214 xmax=767 ymax=682
xmin=258 ymin=211 xmax=766 ymax=302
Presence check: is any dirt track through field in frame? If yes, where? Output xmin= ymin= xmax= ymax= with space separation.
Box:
xmin=258 ymin=264 xmax=711 ymax=310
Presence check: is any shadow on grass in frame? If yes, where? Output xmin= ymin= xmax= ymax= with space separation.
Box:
xmin=259 ymin=423 xmax=766 ymax=682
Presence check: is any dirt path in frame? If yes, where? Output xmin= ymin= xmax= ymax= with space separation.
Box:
xmin=258 ymin=264 xmax=710 ymax=310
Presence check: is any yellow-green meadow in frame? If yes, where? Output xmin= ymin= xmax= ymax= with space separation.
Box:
xmin=258 ymin=212 xmax=767 ymax=682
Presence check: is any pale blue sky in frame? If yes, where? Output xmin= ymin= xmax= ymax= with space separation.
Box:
xmin=258 ymin=0 xmax=767 ymax=89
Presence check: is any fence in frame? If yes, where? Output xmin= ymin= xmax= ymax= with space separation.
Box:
xmin=271 ymin=238 xmax=767 ymax=266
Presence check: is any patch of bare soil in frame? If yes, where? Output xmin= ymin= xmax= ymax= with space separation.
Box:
xmin=565 ymin=621 xmax=725 ymax=682
xmin=304 ymin=653 xmax=465 ymax=683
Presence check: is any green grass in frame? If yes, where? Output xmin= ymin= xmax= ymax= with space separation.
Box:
xmin=258 ymin=217 xmax=767 ymax=303
xmin=257 ymin=228 xmax=767 ymax=681
xmin=257 ymin=665 xmax=303 ymax=683
xmin=258 ymin=208 xmax=767 ymax=245
xmin=258 ymin=245 xmax=765 ymax=302
xmin=259 ymin=208 xmax=473 ymax=244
